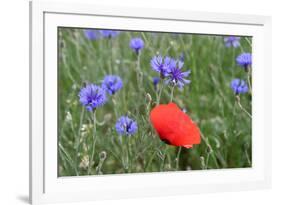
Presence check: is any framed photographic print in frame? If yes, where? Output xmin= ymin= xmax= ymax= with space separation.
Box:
xmin=30 ymin=0 xmax=272 ymax=204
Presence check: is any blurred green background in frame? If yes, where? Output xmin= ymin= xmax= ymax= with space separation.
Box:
xmin=58 ymin=28 xmax=252 ymax=176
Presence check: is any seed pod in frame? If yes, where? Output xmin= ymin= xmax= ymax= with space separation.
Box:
xmin=99 ymin=151 xmax=107 ymax=161
xmin=146 ymin=93 xmax=152 ymax=103
xmin=200 ymin=156 xmax=205 ymax=168
xmin=65 ymin=111 xmax=72 ymax=122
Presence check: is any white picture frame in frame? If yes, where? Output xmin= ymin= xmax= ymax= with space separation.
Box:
xmin=30 ymin=0 xmax=272 ymax=204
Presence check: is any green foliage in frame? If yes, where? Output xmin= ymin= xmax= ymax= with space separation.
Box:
xmin=58 ymin=28 xmax=252 ymax=176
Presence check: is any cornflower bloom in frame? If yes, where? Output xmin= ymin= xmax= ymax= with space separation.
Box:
xmin=130 ymin=37 xmax=144 ymax=54
xmin=115 ymin=116 xmax=138 ymax=136
xmin=101 ymin=75 xmax=123 ymax=95
xmin=79 ymin=84 xmax=107 ymax=111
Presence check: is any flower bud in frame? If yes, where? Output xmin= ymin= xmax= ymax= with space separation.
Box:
xmin=145 ymin=93 xmax=152 ymax=103
xmin=99 ymin=151 xmax=107 ymax=161
xmin=65 ymin=111 xmax=72 ymax=122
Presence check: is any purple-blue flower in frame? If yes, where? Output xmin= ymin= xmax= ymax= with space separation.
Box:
xmin=230 ymin=79 xmax=249 ymax=95
xmin=84 ymin=29 xmax=99 ymax=40
xmin=224 ymin=36 xmax=240 ymax=47
xmin=166 ymin=61 xmax=191 ymax=89
xmin=101 ymin=75 xmax=123 ymax=95
xmin=150 ymin=56 xmax=175 ymax=78
xmin=236 ymin=53 xmax=252 ymax=69
xmin=99 ymin=30 xmax=120 ymax=38
xmin=79 ymin=84 xmax=107 ymax=111
xmin=115 ymin=116 xmax=138 ymax=136
xmin=130 ymin=37 xmax=144 ymax=53
xmin=152 ymin=77 xmax=160 ymax=89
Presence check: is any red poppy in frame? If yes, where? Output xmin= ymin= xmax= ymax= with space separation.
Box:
xmin=150 ymin=103 xmax=201 ymax=148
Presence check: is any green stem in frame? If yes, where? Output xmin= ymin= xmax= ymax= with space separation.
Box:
xmin=240 ymin=44 xmax=245 ymax=53
xmin=246 ymin=66 xmax=252 ymax=95
xmin=76 ymin=107 xmax=85 ymax=172
xmin=231 ymin=48 xmax=235 ymax=69
xmin=245 ymin=149 xmax=251 ymax=166
xmin=112 ymin=94 xmax=118 ymax=117
xmin=126 ymin=137 xmax=132 ymax=172
xmin=118 ymin=135 xmax=128 ymax=172
xmin=96 ymin=160 xmax=105 ymax=175
xmin=157 ymin=79 xmax=164 ymax=105
xmin=170 ymin=86 xmax=175 ymax=102
xmin=200 ymin=131 xmax=220 ymax=168
xmin=59 ymin=143 xmax=78 ymax=175
xmin=144 ymin=150 xmax=157 ymax=171
xmin=245 ymin=37 xmax=252 ymax=47
xmin=205 ymin=152 xmax=210 ymax=169
xmin=136 ymin=52 xmax=142 ymax=92
xmin=236 ymin=96 xmax=252 ymax=118
xmin=96 ymin=152 xmax=107 ymax=175
xmin=109 ymin=39 xmax=113 ymax=74
xmin=247 ymin=74 xmax=252 ymax=94
xmin=160 ymin=145 xmax=168 ymax=171
xmin=176 ymin=146 xmax=182 ymax=170
xmin=88 ymin=110 xmax=97 ymax=175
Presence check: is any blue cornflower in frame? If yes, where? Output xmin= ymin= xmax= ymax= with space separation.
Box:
xmin=150 ymin=56 xmax=176 ymax=78
xmin=166 ymin=61 xmax=191 ymax=89
xmin=84 ymin=29 xmax=99 ymax=40
xmin=101 ymin=75 xmax=123 ymax=95
xmin=236 ymin=53 xmax=252 ymax=70
xmin=224 ymin=36 xmax=240 ymax=47
xmin=230 ymin=79 xmax=249 ymax=95
xmin=99 ymin=30 xmax=120 ymax=38
xmin=130 ymin=37 xmax=144 ymax=54
xmin=115 ymin=116 xmax=138 ymax=136
xmin=79 ymin=84 xmax=107 ymax=111
xmin=152 ymin=77 xmax=160 ymax=89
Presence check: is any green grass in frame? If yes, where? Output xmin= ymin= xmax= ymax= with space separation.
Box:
xmin=58 ymin=28 xmax=252 ymax=176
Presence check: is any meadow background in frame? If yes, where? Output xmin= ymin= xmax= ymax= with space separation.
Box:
xmin=58 ymin=28 xmax=252 ymax=176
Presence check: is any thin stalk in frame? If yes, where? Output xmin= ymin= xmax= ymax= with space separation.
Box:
xmin=236 ymin=96 xmax=252 ymax=118
xmin=170 ymin=86 xmax=175 ymax=102
xmin=231 ymin=48 xmax=235 ymax=69
xmin=96 ymin=160 xmax=105 ymax=175
xmin=137 ymin=51 xmax=141 ymax=70
xmin=246 ymin=66 xmax=252 ymax=95
xmin=96 ymin=152 xmax=107 ymax=175
xmin=175 ymin=146 xmax=182 ymax=170
xmin=126 ymin=137 xmax=132 ymax=172
xmin=247 ymin=74 xmax=252 ymax=94
xmin=245 ymin=37 xmax=252 ymax=47
xmin=144 ymin=150 xmax=157 ymax=171
xmin=240 ymin=45 xmax=245 ymax=53
xmin=160 ymin=145 xmax=168 ymax=171
xmin=112 ymin=94 xmax=118 ymax=117
xmin=75 ymin=107 xmax=85 ymax=172
xmin=135 ymin=52 xmax=143 ymax=92
xmin=59 ymin=143 xmax=78 ymax=175
xmin=205 ymin=152 xmax=210 ymax=169
xmin=200 ymin=131 xmax=220 ymax=169
xmin=157 ymin=79 xmax=164 ymax=105
xmin=245 ymin=149 xmax=251 ymax=166
xmin=88 ymin=110 xmax=97 ymax=175
xmin=118 ymin=135 xmax=128 ymax=172
xmin=141 ymin=32 xmax=150 ymax=48
xmin=109 ymin=39 xmax=113 ymax=74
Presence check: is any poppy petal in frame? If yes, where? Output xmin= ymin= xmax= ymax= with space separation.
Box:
xmin=183 ymin=145 xmax=193 ymax=148
xmin=150 ymin=103 xmax=201 ymax=148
